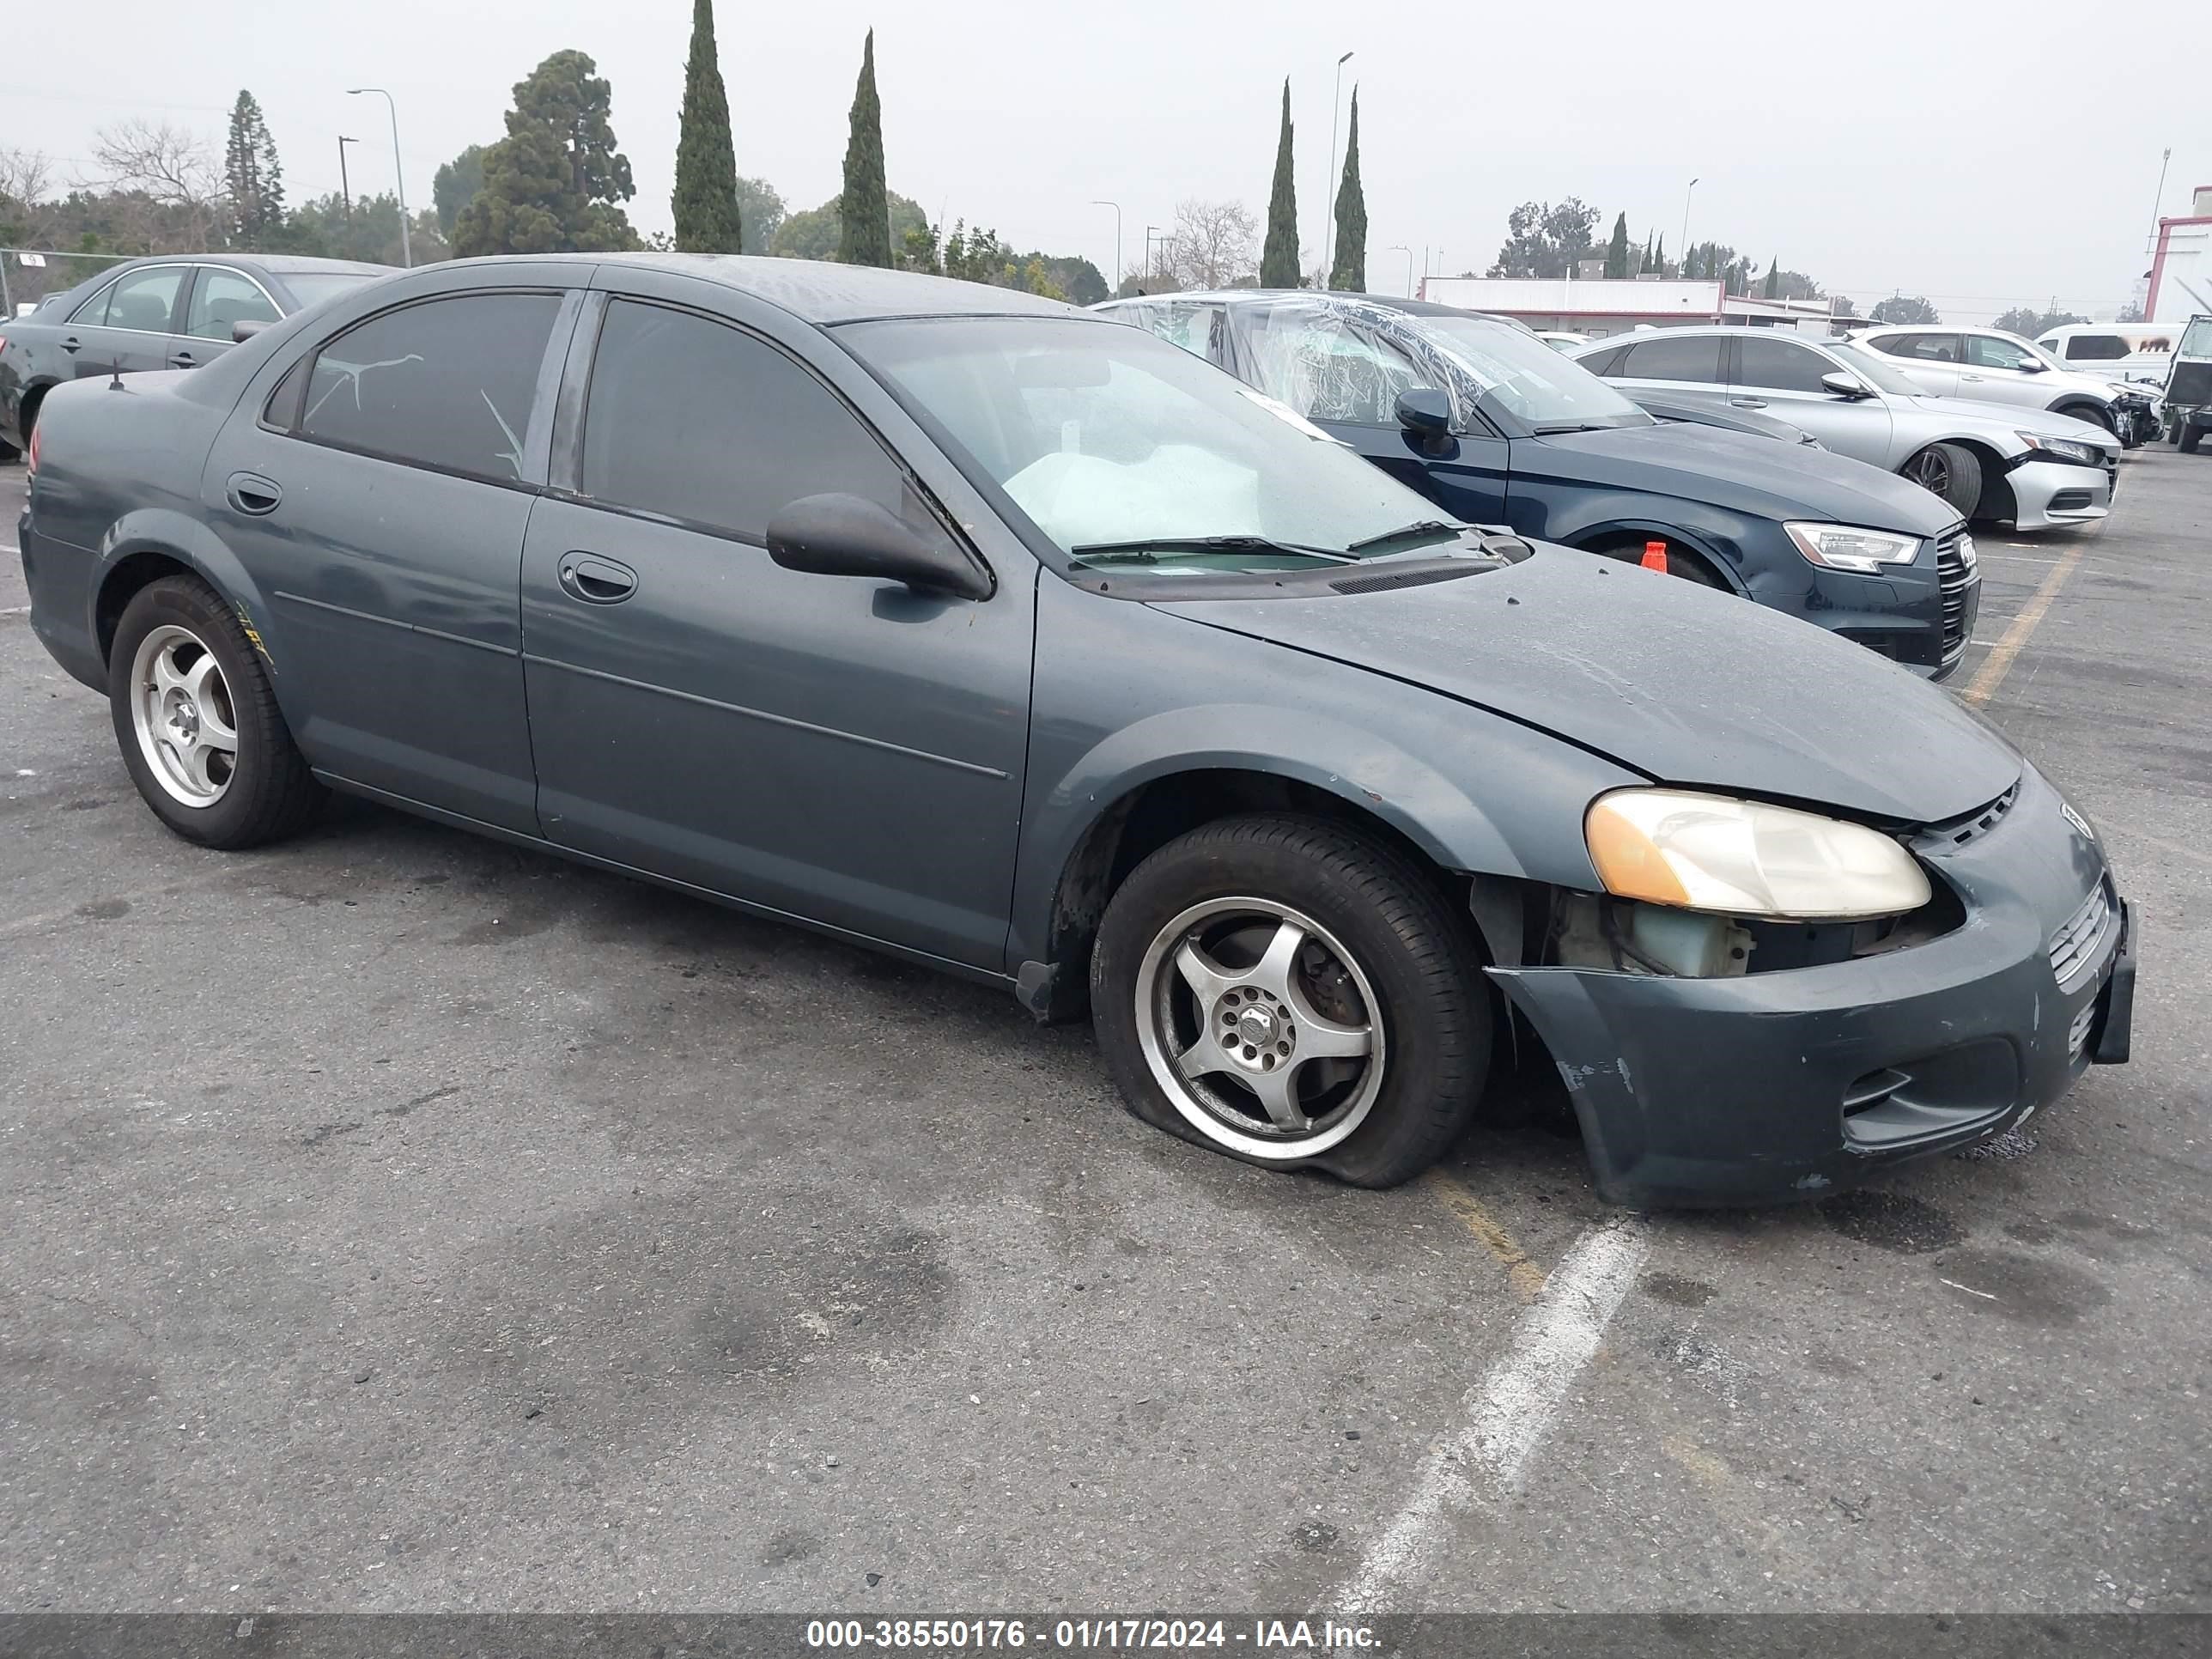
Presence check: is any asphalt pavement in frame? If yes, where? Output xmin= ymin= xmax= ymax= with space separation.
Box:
xmin=0 ymin=453 xmax=2204 ymax=1618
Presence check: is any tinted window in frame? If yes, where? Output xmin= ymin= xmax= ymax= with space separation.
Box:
xmin=1735 ymin=336 xmax=1837 ymax=393
xmin=299 ymin=293 xmax=562 ymax=482
xmin=2063 ymin=334 xmax=2128 ymax=362
xmin=1965 ymin=334 xmax=2036 ymax=372
xmin=1873 ymin=332 xmax=1961 ymax=363
xmin=581 ymin=299 xmax=935 ymax=545
xmin=185 ymin=268 xmax=280 ymax=341
xmin=92 ymin=265 xmax=187 ymax=333
xmin=1577 ymin=343 xmax=1630 ymax=376
xmin=1620 ymin=334 xmax=1725 ymax=384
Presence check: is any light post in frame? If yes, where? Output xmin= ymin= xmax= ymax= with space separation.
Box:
xmin=1091 ymin=199 xmax=1122 ymax=298
xmin=2148 ymin=146 xmax=2173 ymax=263
xmin=1144 ymin=225 xmax=1160 ymax=288
xmin=1679 ymin=177 xmax=1699 ymax=277
xmin=1389 ymin=244 xmax=1413 ymax=298
xmin=1321 ymin=51 xmax=1355 ymax=283
xmin=346 ymin=87 xmax=410 ymax=267
xmin=337 ymin=135 xmax=360 ymax=222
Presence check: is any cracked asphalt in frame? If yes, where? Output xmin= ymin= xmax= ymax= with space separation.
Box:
xmin=0 ymin=450 xmax=2204 ymax=1615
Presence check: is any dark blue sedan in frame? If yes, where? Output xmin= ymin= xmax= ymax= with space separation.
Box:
xmin=1095 ymin=292 xmax=1980 ymax=679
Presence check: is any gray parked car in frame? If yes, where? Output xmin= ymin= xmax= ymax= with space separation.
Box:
xmin=1845 ymin=324 xmax=2150 ymax=444
xmin=15 ymin=256 xmax=2135 ymax=1206
xmin=1571 ymin=328 xmax=2118 ymax=526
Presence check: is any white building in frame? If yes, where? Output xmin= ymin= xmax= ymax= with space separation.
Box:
xmin=2144 ymin=185 xmax=2212 ymax=325
xmin=1414 ymin=276 xmax=1851 ymax=337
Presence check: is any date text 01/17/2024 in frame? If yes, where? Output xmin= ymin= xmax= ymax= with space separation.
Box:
xmin=803 ymin=1618 xmax=1379 ymax=1650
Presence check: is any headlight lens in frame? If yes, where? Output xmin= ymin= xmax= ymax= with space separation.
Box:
xmin=2018 ymin=432 xmax=2100 ymax=465
xmin=1783 ymin=522 xmax=1921 ymax=573
xmin=1585 ymin=789 xmax=1933 ymax=920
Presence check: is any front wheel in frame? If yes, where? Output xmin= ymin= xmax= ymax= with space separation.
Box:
xmin=1090 ymin=815 xmax=1492 ymax=1188
xmin=1902 ymin=442 xmax=1982 ymax=515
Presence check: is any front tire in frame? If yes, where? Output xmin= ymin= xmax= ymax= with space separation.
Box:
xmin=107 ymin=574 xmax=325 ymax=848
xmin=1090 ymin=815 xmax=1492 ymax=1188
xmin=2182 ymin=424 xmax=2204 ymax=455
xmin=1903 ymin=442 xmax=1982 ymax=515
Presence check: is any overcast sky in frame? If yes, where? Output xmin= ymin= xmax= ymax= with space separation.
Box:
xmin=7 ymin=0 xmax=2207 ymax=322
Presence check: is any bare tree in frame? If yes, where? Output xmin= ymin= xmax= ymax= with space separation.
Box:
xmin=0 ymin=147 xmax=57 ymax=212
xmin=1166 ymin=198 xmax=1258 ymax=290
xmin=88 ymin=119 xmax=222 ymax=252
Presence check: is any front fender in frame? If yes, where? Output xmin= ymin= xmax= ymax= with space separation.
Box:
xmin=1554 ymin=512 xmax=1749 ymax=593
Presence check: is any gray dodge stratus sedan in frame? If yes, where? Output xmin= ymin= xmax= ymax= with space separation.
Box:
xmin=15 ymin=256 xmax=2136 ymax=1206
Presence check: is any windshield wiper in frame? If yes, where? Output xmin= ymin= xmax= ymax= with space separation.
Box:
xmin=1532 ymin=421 xmax=1614 ymax=434
xmin=1344 ymin=519 xmax=1464 ymax=554
xmin=1069 ymin=535 xmax=1358 ymax=565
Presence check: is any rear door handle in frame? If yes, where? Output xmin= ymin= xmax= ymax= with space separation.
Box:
xmin=557 ymin=552 xmax=637 ymax=605
xmin=169 ymin=349 xmax=198 ymax=368
xmin=1729 ymin=398 xmax=1768 ymax=409
xmin=1960 ymin=374 xmax=1984 ymax=383
xmin=58 ymin=336 xmax=80 ymax=354
xmin=225 ymin=471 xmax=283 ymax=516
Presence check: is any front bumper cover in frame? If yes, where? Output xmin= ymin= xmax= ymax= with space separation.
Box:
xmin=1490 ymin=768 xmax=2133 ymax=1208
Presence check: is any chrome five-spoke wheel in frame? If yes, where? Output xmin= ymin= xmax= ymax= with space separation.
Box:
xmin=129 ymin=623 xmax=239 ymax=806
xmin=1133 ymin=897 xmax=1386 ymax=1159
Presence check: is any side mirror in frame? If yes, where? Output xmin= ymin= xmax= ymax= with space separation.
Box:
xmin=1820 ymin=371 xmax=1872 ymax=400
xmin=766 ymin=492 xmax=990 ymax=600
xmin=232 ymin=319 xmax=270 ymax=343
xmin=2016 ymin=358 xmax=2046 ymax=374
xmin=1395 ymin=386 xmax=1454 ymax=435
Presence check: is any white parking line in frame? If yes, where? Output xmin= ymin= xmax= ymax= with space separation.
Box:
xmin=1334 ymin=1215 xmax=1650 ymax=1616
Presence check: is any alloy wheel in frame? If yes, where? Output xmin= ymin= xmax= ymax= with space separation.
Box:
xmin=130 ymin=623 xmax=239 ymax=807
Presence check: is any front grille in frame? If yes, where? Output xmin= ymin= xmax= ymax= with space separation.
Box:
xmin=2169 ymin=362 xmax=2212 ymax=404
xmin=1936 ymin=529 xmax=1979 ymax=667
xmin=1923 ymin=781 xmax=2018 ymax=848
xmin=1329 ymin=564 xmax=1480 ymax=595
xmin=2049 ymin=878 xmax=2116 ymax=990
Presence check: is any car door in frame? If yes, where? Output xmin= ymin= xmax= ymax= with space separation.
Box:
xmin=171 ymin=264 xmax=282 ymax=373
xmin=200 ymin=282 xmax=582 ymax=831
xmin=1862 ymin=331 xmax=1963 ymax=398
xmin=517 ymin=288 xmax=1032 ymax=971
xmin=58 ymin=263 xmax=188 ymax=380
xmin=1607 ymin=331 xmax=1730 ymax=408
xmin=1226 ymin=301 xmax=1512 ymax=523
xmin=1729 ymin=334 xmax=1893 ymax=464
xmin=1954 ymin=331 xmax=2049 ymax=411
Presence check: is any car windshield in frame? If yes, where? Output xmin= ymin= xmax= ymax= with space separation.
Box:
xmin=1407 ymin=314 xmax=1650 ymax=430
xmin=2179 ymin=319 xmax=2212 ymax=358
xmin=278 ymin=271 xmax=380 ymax=311
xmin=1826 ymin=341 xmax=1923 ymax=398
xmin=845 ymin=315 xmax=1468 ymax=572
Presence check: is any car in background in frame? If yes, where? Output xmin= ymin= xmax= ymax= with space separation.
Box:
xmin=1534 ymin=330 xmax=1589 ymax=352
xmin=1571 ymin=327 xmax=2118 ymax=528
xmin=14 ymin=254 xmax=2133 ymax=1205
xmin=1096 ymin=290 xmax=1978 ymax=678
xmin=2033 ymin=322 xmax=2179 ymax=389
xmin=2160 ymin=315 xmax=2212 ymax=451
xmin=1846 ymin=323 xmax=2153 ymax=446
xmin=0 ymin=254 xmax=391 ymax=456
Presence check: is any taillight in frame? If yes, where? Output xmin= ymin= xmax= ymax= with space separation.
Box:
xmin=0 ymin=333 xmax=9 ymax=356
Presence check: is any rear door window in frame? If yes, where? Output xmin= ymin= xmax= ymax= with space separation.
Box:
xmin=1872 ymin=332 xmax=1963 ymax=364
xmin=1618 ymin=334 xmax=1725 ymax=384
xmin=1734 ymin=336 xmax=1837 ymax=393
xmin=295 ymin=292 xmax=562 ymax=483
xmin=86 ymin=265 xmax=188 ymax=334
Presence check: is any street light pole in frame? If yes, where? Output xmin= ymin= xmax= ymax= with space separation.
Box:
xmin=337 ymin=136 xmax=360 ymax=222
xmin=1389 ymin=244 xmax=1412 ymax=298
xmin=1679 ymin=177 xmax=1699 ymax=277
xmin=1144 ymin=225 xmax=1160 ymax=286
xmin=347 ymin=87 xmax=410 ymax=267
xmin=1091 ymin=200 xmax=1122 ymax=298
xmin=1322 ymin=51 xmax=1354 ymax=285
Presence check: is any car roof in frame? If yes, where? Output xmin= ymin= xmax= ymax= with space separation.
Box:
xmin=497 ymin=252 xmax=1081 ymax=325
xmin=1108 ymin=288 xmax=1522 ymax=327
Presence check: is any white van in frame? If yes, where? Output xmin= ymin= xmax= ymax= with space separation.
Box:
xmin=2034 ymin=324 xmax=2181 ymax=385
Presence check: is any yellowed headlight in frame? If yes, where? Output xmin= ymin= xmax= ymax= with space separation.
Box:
xmin=1585 ymin=789 xmax=1932 ymax=921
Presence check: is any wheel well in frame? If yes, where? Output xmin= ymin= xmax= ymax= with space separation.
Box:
xmin=94 ymin=552 xmax=197 ymax=665
xmin=18 ymin=382 xmax=52 ymax=444
xmin=2051 ymin=398 xmax=2111 ymax=427
xmin=1577 ymin=530 xmax=1730 ymax=589
xmin=1036 ymin=769 xmax=1468 ymax=1021
xmin=1940 ymin=438 xmax=2008 ymax=520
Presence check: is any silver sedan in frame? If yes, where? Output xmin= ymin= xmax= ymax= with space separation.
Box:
xmin=1571 ymin=328 xmax=2116 ymax=530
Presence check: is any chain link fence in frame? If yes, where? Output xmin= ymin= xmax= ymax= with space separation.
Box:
xmin=2 ymin=248 xmax=138 ymax=318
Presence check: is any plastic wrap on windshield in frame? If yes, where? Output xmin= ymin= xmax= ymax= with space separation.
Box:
xmin=1236 ymin=298 xmax=1483 ymax=430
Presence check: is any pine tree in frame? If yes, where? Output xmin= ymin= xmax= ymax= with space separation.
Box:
xmin=1603 ymin=212 xmax=1629 ymax=280
xmin=1261 ymin=80 xmax=1299 ymax=288
xmin=1328 ymin=87 xmax=1365 ymax=292
xmin=1653 ymin=234 xmax=1665 ymax=276
xmin=452 ymin=50 xmax=640 ymax=256
xmin=1763 ymin=257 xmax=1779 ymax=300
xmin=672 ymin=0 xmax=744 ymax=252
xmin=837 ymin=29 xmax=891 ymax=266
xmin=223 ymin=91 xmax=285 ymax=248
xmin=1641 ymin=231 xmax=1654 ymax=274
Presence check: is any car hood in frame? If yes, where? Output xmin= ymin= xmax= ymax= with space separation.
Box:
xmin=1152 ymin=543 xmax=2021 ymax=824
xmin=1531 ymin=420 xmax=1956 ymax=537
xmin=1905 ymin=394 xmax=2111 ymax=447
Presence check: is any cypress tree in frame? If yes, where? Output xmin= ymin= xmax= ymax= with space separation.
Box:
xmin=1328 ymin=87 xmax=1365 ymax=291
xmin=1603 ymin=212 xmax=1629 ymax=279
xmin=1652 ymin=234 xmax=1665 ymax=276
xmin=1261 ymin=79 xmax=1299 ymax=288
xmin=672 ymin=0 xmax=744 ymax=252
xmin=1641 ymin=230 xmax=1654 ymax=274
xmin=1763 ymin=257 xmax=1779 ymax=300
xmin=837 ymin=29 xmax=891 ymax=267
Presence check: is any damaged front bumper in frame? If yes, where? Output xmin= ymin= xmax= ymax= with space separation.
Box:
xmin=1488 ymin=769 xmax=2136 ymax=1208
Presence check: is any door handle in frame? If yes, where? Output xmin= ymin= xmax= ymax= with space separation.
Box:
xmin=1960 ymin=374 xmax=1984 ymax=382
xmin=557 ymin=552 xmax=637 ymax=605
xmin=169 ymin=349 xmax=197 ymax=368
xmin=58 ymin=336 xmax=80 ymax=354
xmin=225 ymin=471 xmax=283 ymax=516
xmin=1729 ymin=398 xmax=1768 ymax=409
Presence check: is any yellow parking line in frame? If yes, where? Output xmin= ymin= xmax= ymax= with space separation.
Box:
xmin=1962 ymin=543 xmax=2087 ymax=707
xmin=1423 ymin=1169 xmax=1547 ymax=1301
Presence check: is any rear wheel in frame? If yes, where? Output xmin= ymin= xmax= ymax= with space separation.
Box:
xmin=2183 ymin=424 xmax=2204 ymax=455
xmin=1090 ymin=814 xmax=1492 ymax=1188
xmin=1902 ymin=442 xmax=1982 ymax=515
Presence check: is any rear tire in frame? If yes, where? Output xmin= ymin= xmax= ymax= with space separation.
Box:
xmin=2182 ymin=425 xmax=2203 ymax=455
xmin=1903 ymin=442 xmax=1982 ymax=515
xmin=1090 ymin=814 xmax=1492 ymax=1188
xmin=107 ymin=574 xmax=325 ymax=848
